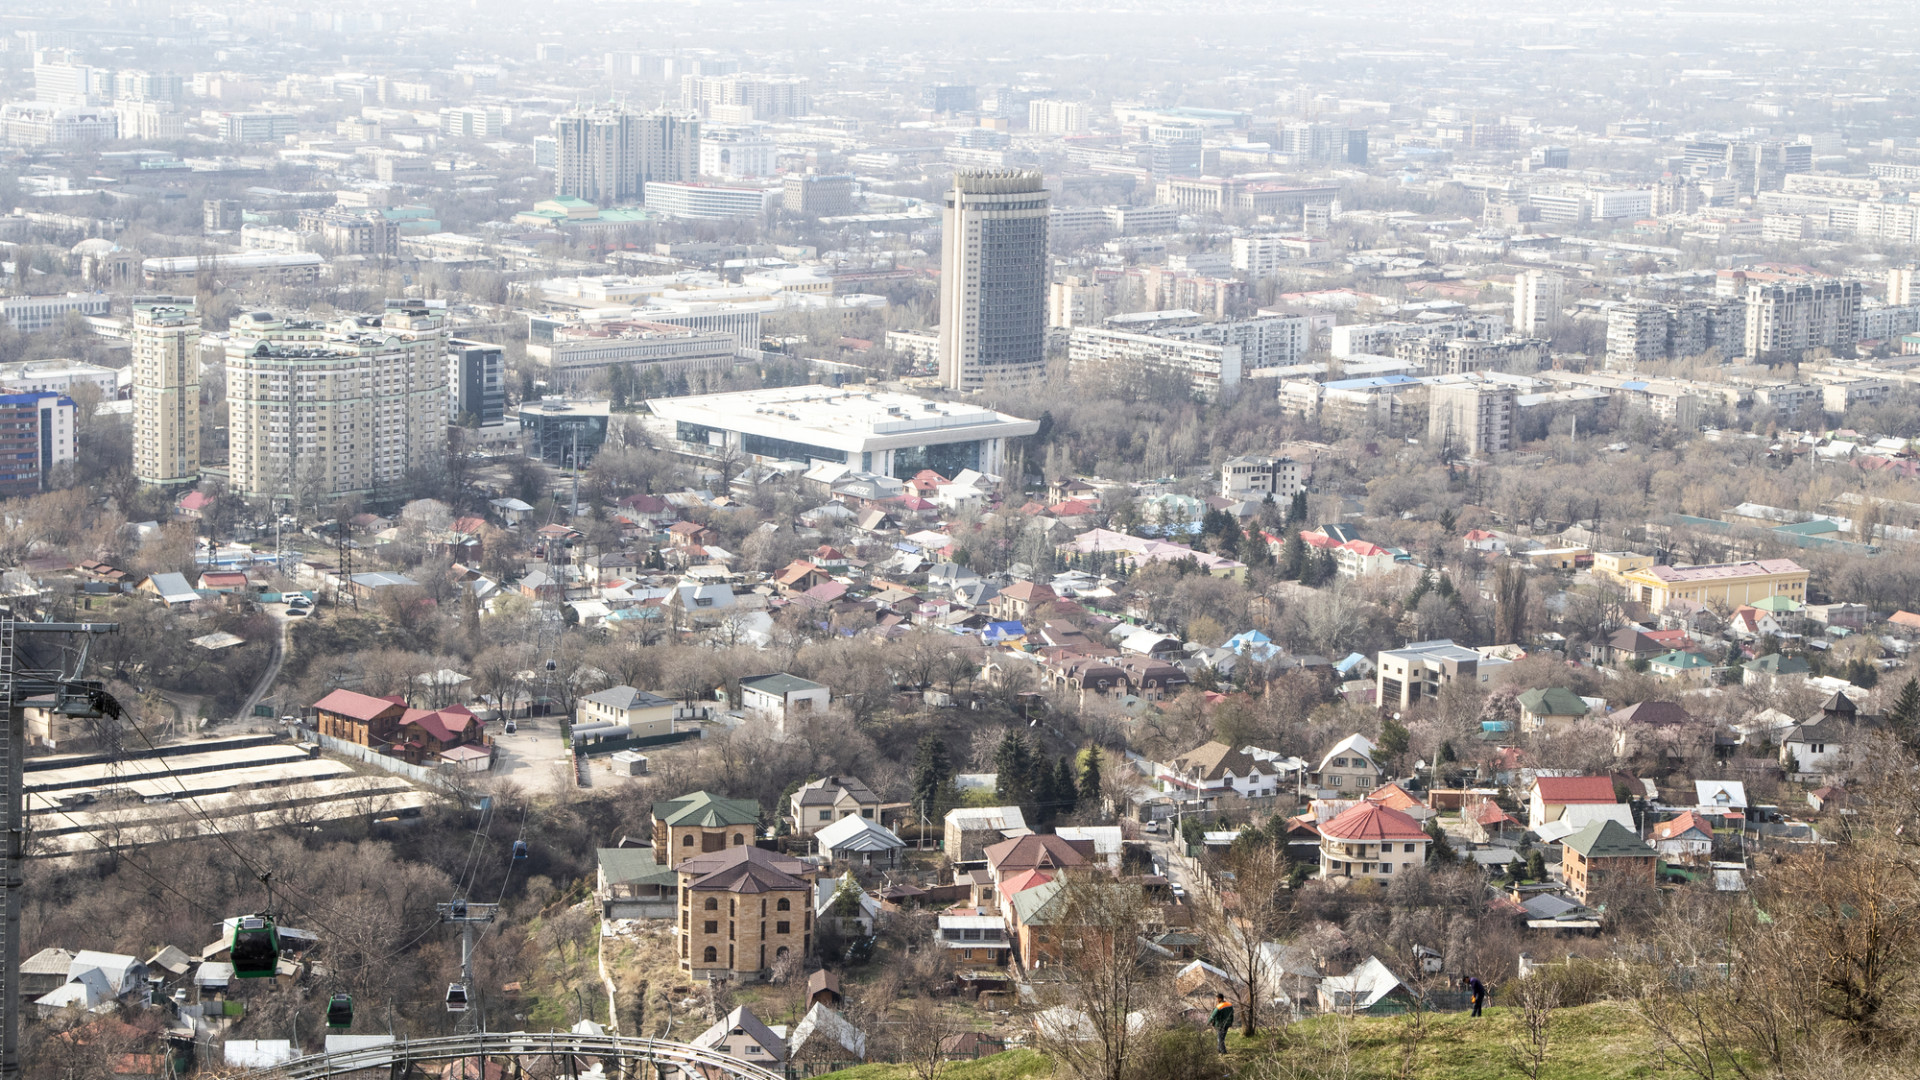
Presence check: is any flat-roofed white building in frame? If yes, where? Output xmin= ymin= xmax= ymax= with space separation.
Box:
xmin=0 ymin=293 xmax=112 ymax=334
xmin=0 ymin=359 xmax=118 ymax=396
xmin=650 ymin=384 xmax=1039 ymax=479
xmin=642 ymin=181 xmax=780 ymax=219
xmin=1067 ymin=327 xmax=1242 ymax=401
xmin=526 ymin=320 xmax=737 ymax=375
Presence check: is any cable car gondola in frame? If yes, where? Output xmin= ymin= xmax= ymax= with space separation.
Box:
xmin=445 ymin=983 xmax=469 ymax=1013
xmin=326 ymin=994 xmax=354 ymax=1029
xmin=230 ymin=916 xmax=281 ymax=979
xmin=511 ymin=840 xmax=528 ymax=860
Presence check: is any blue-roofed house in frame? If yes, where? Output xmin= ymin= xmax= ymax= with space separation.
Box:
xmin=982 ymin=621 xmax=1027 ymax=645
xmin=1334 ymin=652 xmax=1375 ymax=680
xmin=1223 ymin=630 xmax=1280 ymax=663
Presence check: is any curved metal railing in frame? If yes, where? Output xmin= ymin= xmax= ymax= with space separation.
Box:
xmin=229 ymin=1031 xmax=787 ymax=1080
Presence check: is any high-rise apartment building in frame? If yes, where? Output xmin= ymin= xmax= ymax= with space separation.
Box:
xmin=1277 ymin=120 xmax=1347 ymax=165
xmin=1605 ymin=299 xmax=1745 ymax=365
xmin=1513 ymin=270 xmax=1564 ymax=336
xmin=1889 ymin=264 xmax=1919 ymax=307
xmin=1745 ymin=280 xmax=1861 ymax=364
xmin=1428 ymin=374 xmax=1515 ymax=458
xmin=226 ymin=309 xmax=448 ymax=504
xmin=679 ymin=74 xmax=808 ymax=122
xmin=1049 ymin=276 xmax=1104 ymax=329
xmin=1028 ymin=99 xmax=1089 ymax=135
xmin=938 ymin=171 xmax=1050 ymax=392
xmin=551 ymin=106 xmax=699 ymax=204
xmin=131 ymin=297 xmax=201 ymax=487
xmin=448 ymin=338 xmax=506 ymax=427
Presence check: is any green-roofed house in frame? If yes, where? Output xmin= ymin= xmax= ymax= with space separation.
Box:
xmin=1750 ymin=594 xmax=1802 ymax=614
xmin=1517 ymin=687 xmax=1591 ymax=734
xmin=1743 ymin=652 xmax=1811 ymax=690
xmin=652 ymin=791 xmax=762 ymax=868
xmin=1560 ymin=819 xmax=1657 ymax=904
xmin=1006 ymin=879 xmax=1139 ymax=971
xmin=597 ymin=846 xmax=680 ymax=918
xmin=1647 ymin=649 xmax=1713 ymax=683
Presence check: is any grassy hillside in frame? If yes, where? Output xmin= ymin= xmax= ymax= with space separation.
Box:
xmin=1238 ymin=1001 xmax=1661 ymax=1080
xmin=814 ymin=1003 xmax=1665 ymax=1080
xmin=813 ymin=1048 xmax=1052 ymax=1080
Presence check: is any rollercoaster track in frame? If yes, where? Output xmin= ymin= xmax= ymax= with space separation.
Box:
xmin=227 ymin=1032 xmax=787 ymax=1080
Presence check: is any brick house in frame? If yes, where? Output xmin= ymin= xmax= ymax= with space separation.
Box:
xmin=676 ymin=846 xmax=816 ymax=980
xmin=1560 ymin=819 xmax=1657 ymax=903
xmin=653 ymin=791 xmax=761 ymax=869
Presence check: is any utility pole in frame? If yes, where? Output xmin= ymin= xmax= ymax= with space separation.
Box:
xmin=1 ymin=620 xmax=120 ymax=1080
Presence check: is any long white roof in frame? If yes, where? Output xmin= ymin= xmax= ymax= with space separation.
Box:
xmin=649 ymin=385 xmax=1039 ymax=453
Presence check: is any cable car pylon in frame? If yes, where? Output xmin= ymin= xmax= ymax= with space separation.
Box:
xmin=436 ymin=899 xmax=496 ymax=1030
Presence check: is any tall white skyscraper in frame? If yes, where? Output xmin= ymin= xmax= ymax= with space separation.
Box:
xmin=1513 ymin=270 xmax=1564 ymax=336
xmin=131 ymin=297 xmax=200 ymax=487
xmin=551 ymin=106 xmax=699 ymax=204
xmin=938 ymin=170 xmax=1051 ymax=392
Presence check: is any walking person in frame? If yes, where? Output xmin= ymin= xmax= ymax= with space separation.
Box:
xmin=1469 ymin=976 xmax=1486 ymax=1018
xmin=1210 ymin=993 xmax=1235 ymax=1053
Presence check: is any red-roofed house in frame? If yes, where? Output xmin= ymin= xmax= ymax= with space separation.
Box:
xmin=1462 ymin=796 xmax=1521 ymax=844
xmin=196 ymin=571 xmax=251 ymax=594
xmin=395 ymin=703 xmax=489 ymax=763
xmin=312 ymin=689 xmax=407 ymax=747
xmin=177 ymin=490 xmax=216 ymax=519
xmin=1318 ymin=802 xmax=1428 ymax=881
xmin=1332 ymin=539 xmax=1396 ymax=578
xmin=1651 ymin=811 xmax=1715 ymax=865
xmin=995 ymin=868 xmax=1053 ymax=909
xmin=1528 ymin=776 xmax=1618 ymax=830
xmin=1366 ymin=783 xmax=1432 ymax=819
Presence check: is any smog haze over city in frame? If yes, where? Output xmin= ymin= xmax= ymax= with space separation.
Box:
xmin=0 ymin=4 xmax=1918 ymax=1080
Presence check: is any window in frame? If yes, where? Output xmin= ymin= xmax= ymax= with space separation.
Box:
xmin=681 ymin=834 xmax=693 ymax=847
xmin=819 ymin=810 xmax=831 ymax=821
xmin=704 ymin=921 xmax=718 ymax=934
xmin=702 ymin=946 xmax=717 ymax=963
xmin=1405 ymin=843 xmax=1416 ymax=853
xmin=776 ymin=921 xmax=791 ymax=934
xmin=704 ymin=897 xmax=718 ymax=910
xmin=1380 ymin=862 xmax=1392 ymax=873
xmin=1329 ymin=776 xmax=1343 ymax=788
xmin=775 ymin=946 xmax=789 ymax=960
xmin=733 ymin=833 xmax=745 ymax=845
xmin=776 ymin=898 xmax=791 ymax=911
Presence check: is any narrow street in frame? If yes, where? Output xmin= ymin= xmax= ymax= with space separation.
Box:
xmin=231 ymin=606 xmax=293 ymax=723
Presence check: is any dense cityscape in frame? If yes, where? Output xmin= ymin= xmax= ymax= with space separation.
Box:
xmin=0 ymin=2 xmax=1917 ymax=1080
